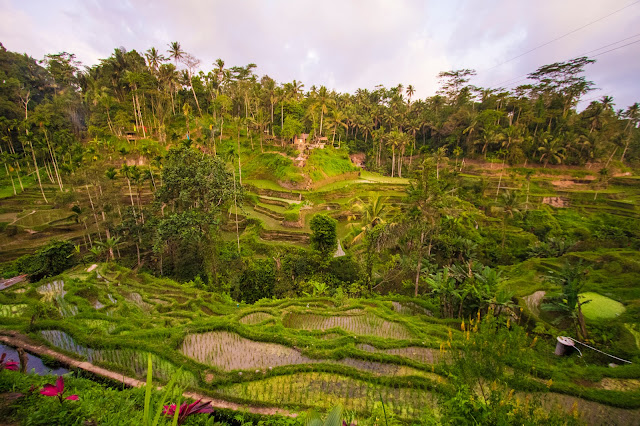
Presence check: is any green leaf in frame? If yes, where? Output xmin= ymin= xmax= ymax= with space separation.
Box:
xmin=143 ymin=353 xmax=152 ymax=426
xmin=323 ymin=405 xmax=343 ymax=426
xmin=171 ymin=396 xmax=181 ymax=426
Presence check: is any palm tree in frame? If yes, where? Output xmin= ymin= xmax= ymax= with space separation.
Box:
xmin=537 ymin=133 xmax=565 ymax=167
xmin=145 ymin=47 xmax=165 ymax=73
xmin=314 ymin=86 xmax=333 ymax=137
xmin=348 ymin=196 xmax=392 ymax=245
xmin=329 ymin=109 xmax=348 ymax=147
xmin=432 ymin=147 xmax=449 ymax=180
xmin=386 ymin=130 xmax=401 ymax=177
xmin=167 ymin=41 xmax=184 ymax=67
xmin=541 ymin=262 xmax=590 ymax=339
xmin=406 ymin=84 xmax=415 ymax=104
xmin=97 ymin=236 xmax=121 ymax=261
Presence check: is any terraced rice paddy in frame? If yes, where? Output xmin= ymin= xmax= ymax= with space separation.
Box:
xmin=215 ymin=372 xmax=435 ymax=417
xmin=37 ymin=280 xmax=66 ymax=302
xmin=579 ymin=292 xmax=625 ymax=320
xmin=338 ymin=358 xmax=441 ymax=379
xmin=36 ymin=280 xmax=77 ymax=317
xmin=0 ymin=303 xmax=27 ymax=317
xmin=392 ymin=301 xmax=432 ymax=316
xmin=357 ymin=344 xmax=440 ymax=364
xmin=125 ymin=292 xmax=152 ymax=310
xmin=181 ymin=331 xmax=319 ymax=371
xmin=283 ymin=312 xmax=413 ymax=339
xmin=239 ymin=312 xmax=274 ymax=324
xmin=40 ymin=330 xmax=195 ymax=386
xmin=2 ymin=261 xmax=636 ymax=422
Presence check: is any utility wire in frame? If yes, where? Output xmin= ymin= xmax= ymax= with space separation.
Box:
xmin=590 ymin=38 xmax=640 ymax=58
xmin=487 ymin=37 xmax=640 ymax=92
xmin=580 ymin=32 xmax=640 ymax=56
xmin=486 ymin=32 xmax=640 ymax=90
xmin=563 ymin=336 xmax=632 ymax=364
xmin=484 ymin=0 xmax=640 ymax=72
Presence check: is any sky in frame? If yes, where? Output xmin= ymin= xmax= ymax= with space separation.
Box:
xmin=1 ymin=0 xmax=639 ymax=110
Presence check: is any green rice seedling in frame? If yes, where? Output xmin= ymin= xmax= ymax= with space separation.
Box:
xmin=356 ymin=344 xmax=440 ymax=364
xmin=216 ymin=372 xmax=434 ymax=417
xmin=180 ymin=331 xmax=321 ymax=371
xmin=39 ymin=330 xmax=196 ymax=386
xmin=239 ymin=311 xmax=274 ymax=325
xmin=0 ymin=303 xmax=27 ymax=317
xmin=37 ymin=280 xmax=66 ymax=302
xmin=283 ymin=312 xmax=413 ymax=339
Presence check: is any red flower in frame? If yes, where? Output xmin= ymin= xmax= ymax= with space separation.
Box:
xmin=0 ymin=353 xmax=19 ymax=371
xmin=40 ymin=376 xmax=78 ymax=403
xmin=163 ymin=399 xmax=214 ymax=425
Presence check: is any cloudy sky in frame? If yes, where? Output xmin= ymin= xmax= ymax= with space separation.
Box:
xmin=1 ymin=0 xmax=639 ymax=109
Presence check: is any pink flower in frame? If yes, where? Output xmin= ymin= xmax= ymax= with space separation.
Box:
xmin=163 ymin=399 xmax=214 ymax=425
xmin=0 ymin=353 xmax=19 ymax=371
xmin=40 ymin=376 xmax=78 ymax=403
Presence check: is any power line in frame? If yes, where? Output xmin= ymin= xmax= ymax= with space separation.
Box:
xmin=483 ymin=33 xmax=640 ymax=90
xmin=590 ymin=38 xmax=640 ymax=58
xmin=483 ymin=0 xmax=640 ymax=72
xmin=487 ymin=36 xmax=640 ymax=92
xmin=580 ymin=32 xmax=640 ymax=56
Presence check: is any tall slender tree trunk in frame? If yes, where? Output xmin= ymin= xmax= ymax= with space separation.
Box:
xmin=30 ymin=142 xmax=48 ymax=203
xmin=43 ymin=129 xmax=63 ymax=190
xmin=391 ymin=147 xmax=395 ymax=177
xmin=233 ymin=168 xmax=240 ymax=254
xmin=14 ymin=164 xmax=23 ymax=191
xmin=189 ymin=77 xmax=202 ymax=116
xmin=414 ymin=231 xmax=425 ymax=297
xmin=126 ymin=178 xmax=137 ymax=219
xmin=86 ymin=184 xmax=103 ymax=242
xmin=135 ymin=92 xmax=146 ymax=138
xmin=237 ymin=123 xmax=242 ymax=185
xmin=4 ymin=163 xmax=16 ymax=195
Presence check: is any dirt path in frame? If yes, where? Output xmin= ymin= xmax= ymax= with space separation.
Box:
xmin=0 ymin=331 xmax=297 ymax=418
xmin=0 ymin=275 xmax=27 ymax=290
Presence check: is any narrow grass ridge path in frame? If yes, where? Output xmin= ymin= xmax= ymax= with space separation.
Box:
xmin=0 ymin=331 xmax=297 ymax=418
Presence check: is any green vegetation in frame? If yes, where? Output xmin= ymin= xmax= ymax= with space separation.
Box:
xmin=579 ymin=292 xmax=626 ymax=320
xmin=0 ymin=40 xmax=639 ymax=424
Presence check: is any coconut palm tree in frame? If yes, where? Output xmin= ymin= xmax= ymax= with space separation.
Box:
xmin=167 ymin=41 xmax=184 ymax=67
xmin=348 ymin=195 xmax=394 ymax=246
xmin=432 ymin=146 xmax=449 ymax=180
xmin=406 ymin=84 xmax=415 ymax=104
xmin=386 ymin=130 xmax=401 ymax=177
xmin=145 ymin=47 xmax=165 ymax=73
xmin=537 ymin=132 xmax=565 ymax=167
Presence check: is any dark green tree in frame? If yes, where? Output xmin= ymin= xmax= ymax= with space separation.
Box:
xmin=310 ymin=214 xmax=338 ymax=259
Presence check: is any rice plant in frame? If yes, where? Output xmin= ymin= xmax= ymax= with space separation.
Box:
xmin=215 ymin=372 xmax=435 ymax=417
xmin=239 ymin=312 xmax=274 ymax=325
xmin=181 ymin=331 xmax=320 ymax=371
xmin=283 ymin=312 xmax=413 ymax=340
xmin=0 ymin=304 xmax=27 ymax=317
xmin=39 ymin=330 xmax=196 ymax=386
xmin=356 ymin=344 xmax=440 ymax=364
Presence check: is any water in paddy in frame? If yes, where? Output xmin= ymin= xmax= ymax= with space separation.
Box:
xmin=0 ymin=343 xmax=69 ymax=375
xmin=39 ymin=330 xmax=195 ymax=386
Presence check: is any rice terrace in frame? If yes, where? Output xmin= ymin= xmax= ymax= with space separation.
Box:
xmin=0 ymin=1 xmax=640 ymax=425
